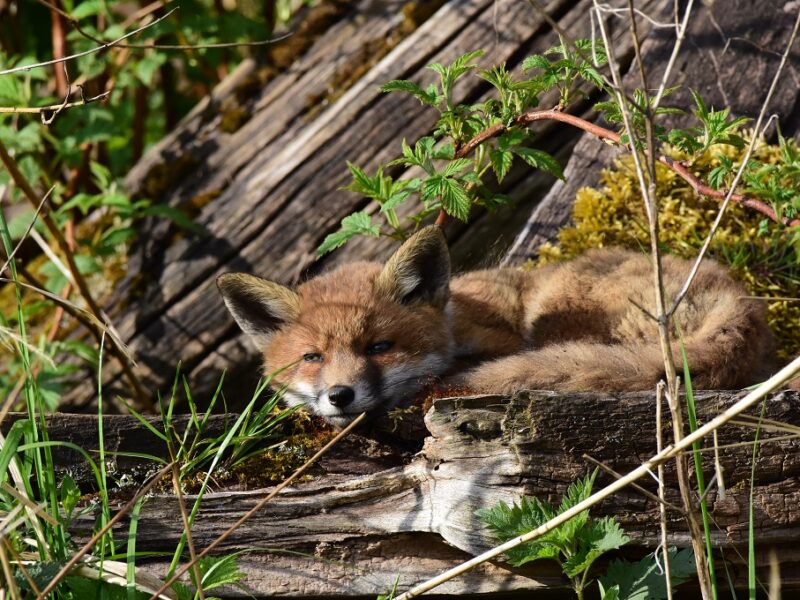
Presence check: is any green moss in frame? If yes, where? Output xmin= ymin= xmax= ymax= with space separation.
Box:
xmin=535 ymin=138 xmax=800 ymax=362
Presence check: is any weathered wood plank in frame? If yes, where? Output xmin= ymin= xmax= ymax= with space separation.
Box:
xmin=31 ymin=391 xmax=800 ymax=596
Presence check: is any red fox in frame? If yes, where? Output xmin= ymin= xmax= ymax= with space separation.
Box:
xmin=217 ymin=226 xmax=774 ymax=427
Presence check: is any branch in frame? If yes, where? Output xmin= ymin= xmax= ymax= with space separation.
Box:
xmin=0 ymin=8 xmax=177 ymax=77
xmin=660 ymin=156 xmax=800 ymax=227
xmin=431 ymin=107 xmax=794 ymax=231
xmin=0 ymin=91 xmax=110 ymax=116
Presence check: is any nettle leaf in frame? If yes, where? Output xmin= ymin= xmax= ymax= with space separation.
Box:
xmin=600 ymin=548 xmax=695 ymax=600
xmin=317 ymin=211 xmax=380 ymax=256
xmin=498 ymin=129 xmax=529 ymax=151
xmin=513 ymin=147 xmax=564 ymax=180
xmin=490 ymin=148 xmax=514 ymax=182
xmin=562 ymin=517 xmax=629 ymax=578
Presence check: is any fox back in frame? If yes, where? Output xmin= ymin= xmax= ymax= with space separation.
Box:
xmin=218 ymin=226 xmax=775 ymax=426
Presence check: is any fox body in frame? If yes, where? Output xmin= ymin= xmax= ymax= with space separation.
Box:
xmin=217 ymin=227 xmax=774 ymax=427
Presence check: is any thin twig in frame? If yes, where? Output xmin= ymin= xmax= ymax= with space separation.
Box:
xmin=659 ymin=156 xmax=800 ymax=227
xmin=0 ymin=186 xmax=55 ymax=277
xmin=393 ymin=357 xmax=800 ymax=600
xmin=582 ymin=453 xmax=685 ymax=514
xmin=0 ymin=92 xmax=110 ymax=116
xmin=31 ymin=0 xmax=290 ymax=51
xmin=0 ymin=8 xmax=177 ymax=77
xmin=35 ymin=462 xmax=175 ymax=599
xmin=148 ymin=412 xmax=368 ymax=600
xmin=170 ymin=462 xmax=205 ymax=599
xmin=656 ymin=382 xmax=674 ymax=600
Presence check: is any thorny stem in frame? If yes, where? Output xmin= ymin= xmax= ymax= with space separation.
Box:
xmin=430 ymin=107 xmax=787 ymax=231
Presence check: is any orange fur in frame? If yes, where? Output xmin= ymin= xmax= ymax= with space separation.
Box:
xmin=217 ymin=227 xmax=775 ymax=426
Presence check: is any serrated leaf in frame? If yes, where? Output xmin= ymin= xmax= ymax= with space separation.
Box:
xmin=562 ymin=517 xmax=629 ymax=577
xmin=514 ymin=147 xmax=564 ymax=180
xmin=522 ymin=55 xmax=550 ymax=72
xmin=490 ymin=148 xmax=514 ymax=182
xmin=440 ymin=178 xmax=471 ymax=221
xmin=498 ymin=129 xmax=529 ymax=151
xmin=380 ymin=80 xmax=438 ymax=106
xmin=442 ymin=158 xmax=473 ymax=177
xmin=600 ymin=548 xmax=695 ymax=600
xmin=317 ymin=211 xmax=380 ymax=256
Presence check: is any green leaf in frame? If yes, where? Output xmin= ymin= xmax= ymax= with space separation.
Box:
xmin=59 ymin=474 xmax=81 ymax=521
xmin=440 ymin=178 xmax=471 ymax=221
xmin=135 ymin=53 xmax=167 ymax=86
xmin=490 ymin=148 xmax=514 ymax=182
xmin=317 ymin=211 xmax=380 ymax=256
xmin=522 ymin=55 xmax=550 ymax=72
xmin=74 ymin=253 xmax=100 ymax=275
xmin=600 ymin=548 xmax=695 ymax=600
xmin=441 ymin=158 xmax=473 ymax=177
xmin=70 ymin=0 xmax=105 ymax=20
xmin=562 ymin=517 xmax=629 ymax=577
xmin=192 ymin=553 xmax=247 ymax=591
xmin=379 ymin=80 xmax=438 ymax=106
xmin=514 ymin=147 xmax=564 ymax=180
xmin=598 ymin=582 xmax=620 ymax=600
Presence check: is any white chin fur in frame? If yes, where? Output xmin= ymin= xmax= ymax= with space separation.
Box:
xmin=284 ymin=352 xmax=452 ymax=424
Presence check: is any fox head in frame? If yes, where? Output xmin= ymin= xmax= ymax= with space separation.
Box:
xmin=217 ymin=226 xmax=453 ymax=427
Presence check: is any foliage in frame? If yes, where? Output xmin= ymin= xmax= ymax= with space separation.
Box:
xmin=536 ymin=136 xmax=800 ymax=362
xmin=323 ymin=37 xmax=797 ymax=264
xmin=476 ymin=469 xmax=695 ymax=599
xmin=319 ymin=42 xmax=598 ymax=252
xmin=0 ymin=0 xmax=299 ymax=409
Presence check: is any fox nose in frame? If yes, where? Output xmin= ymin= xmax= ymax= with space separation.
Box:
xmin=328 ymin=385 xmax=355 ymax=408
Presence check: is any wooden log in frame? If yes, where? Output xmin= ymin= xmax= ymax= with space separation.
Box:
xmin=14 ymin=390 xmax=800 ymax=596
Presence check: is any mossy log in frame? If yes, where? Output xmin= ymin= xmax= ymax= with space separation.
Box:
xmin=10 ymin=390 xmax=800 ymax=597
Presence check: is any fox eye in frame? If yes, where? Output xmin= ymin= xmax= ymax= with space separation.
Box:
xmin=303 ymin=352 xmax=324 ymax=363
xmin=366 ymin=341 xmax=393 ymax=356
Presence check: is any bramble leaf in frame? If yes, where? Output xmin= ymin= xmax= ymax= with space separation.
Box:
xmin=514 ymin=147 xmax=564 ymax=180
xmin=317 ymin=212 xmax=380 ymax=256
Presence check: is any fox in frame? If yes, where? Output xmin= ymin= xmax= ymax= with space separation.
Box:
xmin=217 ymin=226 xmax=774 ymax=428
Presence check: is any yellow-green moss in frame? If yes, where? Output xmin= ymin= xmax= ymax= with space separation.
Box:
xmin=535 ymin=138 xmax=800 ymax=362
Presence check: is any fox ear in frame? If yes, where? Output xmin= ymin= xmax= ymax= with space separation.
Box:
xmin=375 ymin=225 xmax=450 ymax=308
xmin=217 ymin=273 xmax=300 ymax=345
